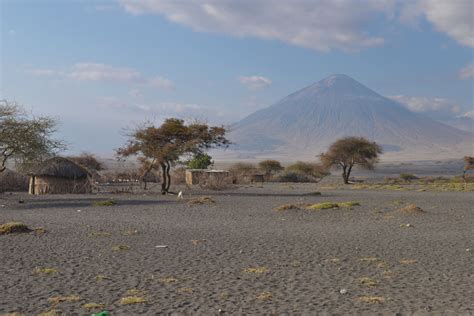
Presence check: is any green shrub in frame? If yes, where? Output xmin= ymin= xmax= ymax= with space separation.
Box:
xmin=279 ymin=161 xmax=329 ymax=183
xmin=186 ymin=153 xmax=213 ymax=169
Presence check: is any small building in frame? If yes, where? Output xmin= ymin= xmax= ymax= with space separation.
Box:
xmin=28 ymin=157 xmax=91 ymax=195
xmin=185 ymin=169 xmax=231 ymax=186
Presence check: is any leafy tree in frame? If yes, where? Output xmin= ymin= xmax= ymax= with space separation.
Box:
xmin=258 ymin=159 xmax=283 ymax=176
xmin=320 ymin=137 xmax=382 ymax=184
xmin=117 ymin=118 xmax=229 ymax=194
xmin=0 ymin=100 xmax=64 ymax=173
xmin=186 ymin=153 xmax=213 ymax=169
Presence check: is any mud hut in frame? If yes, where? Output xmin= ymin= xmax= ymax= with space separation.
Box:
xmin=28 ymin=157 xmax=91 ymax=195
xmin=185 ymin=169 xmax=231 ymax=186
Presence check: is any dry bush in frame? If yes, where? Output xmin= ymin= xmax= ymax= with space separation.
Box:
xmin=0 ymin=222 xmax=32 ymax=235
xmin=187 ymin=196 xmax=215 ymax=206
xmin=278 ymin=161 xmax=329 ymax=183
xmin=398 ymin=204 xmax=425 ymax=214
xmin=228 ymin=162 xmax=259 ymax=184
xmin=0 ymin=169 xmax=28 ymax=192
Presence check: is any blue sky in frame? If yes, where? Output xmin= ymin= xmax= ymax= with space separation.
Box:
xmin=1 ymin=0 xmax=473 ymax=155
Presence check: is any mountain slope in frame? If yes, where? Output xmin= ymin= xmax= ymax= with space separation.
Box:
xmin=228 ymin=74 xmax=473 ymax=160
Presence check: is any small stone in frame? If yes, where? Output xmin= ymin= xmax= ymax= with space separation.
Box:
xmin=466 ymin=248 xmax=471 ymax=252
xmin=339 ymin=288 xmax=348 ymax=295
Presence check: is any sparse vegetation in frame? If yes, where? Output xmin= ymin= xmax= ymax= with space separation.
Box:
xmin=120 ymin=296 xmax=147 ymax=305
xmin=307 ymin=202 xmax=339 ymax=210
xmin=187 ymin=196 xmax=215 ymax=206
xmin=256 ymin=291 xmax=272 ymax=301
xmin=358 ymin=277 xmax=377 ymax=287
xmin=398 ymin=204 xmax=425 ymax=214
xmin=111 ymin=245 xmax=130 ymax=251
xmin=48 ymin=295 xmax=82 ymax=306
xmin=82 ymin=303 xmax=105 ymax=310
xmin=0 ymin=222 xmax=31 ymax=235
xmin=244 ymin=267 xmax=269 ymax=274
xmin=34 ymin=267 xmax=59 ymax=275
xmin=357 ymin=296 xmax=385 ymax=304
xmin=258 ymin=159 xmax=283 ymax=180
xmin=399 ymin=173 xmax=418 ymax=182
xmin=278 ymin=161 xmax=329 ymax=183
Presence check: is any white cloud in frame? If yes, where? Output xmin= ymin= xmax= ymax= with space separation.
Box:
xmin=459 ymin=62 xmax=474 ymax=80
xmin=238 ymin=76 xmax=272 ymax=90
xmin=148 ymin=76 xmax=175 ymax=90
xmin=26 ymin=68 xmax=63 ymax=76
xmin=118 ymin=0 xmax=393 ymax=52
xmin=26 ymin=62 xmax=174 ymax=90
xmin=69 ymin=63 xmax=140 ymax=82
xmin=118 ymin=0 xmax=474 ymax=51
xmin=418 ymin=0 xmax=473 ymax=47
xmin=463 ymin=111 xmax=474 ymax=119
xmin=390 ymin=95 xmax=462 ymax=119
xmin=128 ymin=89 xmax=142 ymax=97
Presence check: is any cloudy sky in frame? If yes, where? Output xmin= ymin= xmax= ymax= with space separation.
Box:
xmin=1 ymin=0 xmax=473 ymax=154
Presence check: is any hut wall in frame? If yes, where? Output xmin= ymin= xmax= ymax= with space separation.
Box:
xmin=185 ymin=170 xmax=231 ymax=186
xmin=29 ymin=176 xmax=90 ymax=195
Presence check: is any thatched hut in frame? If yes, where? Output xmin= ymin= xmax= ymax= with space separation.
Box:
xmin=28 ymin=157 xmax=91 ymax=195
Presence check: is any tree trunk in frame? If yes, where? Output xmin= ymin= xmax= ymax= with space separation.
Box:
xmin=342 ymin=165 xmax=349 ymax=184
xmin=160 ymin=162 xmax=168 ymax=194
xmin=165 ymin=161 xmax=171 ymax=192
xmin=345 ymin=164 xmax=353 ymax=184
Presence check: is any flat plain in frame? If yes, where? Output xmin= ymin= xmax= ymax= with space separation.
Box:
xmin=0 ymin=184 xmax=473 ymax=315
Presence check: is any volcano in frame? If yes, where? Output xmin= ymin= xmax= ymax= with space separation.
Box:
xmin=228 ymin=74 xmax=473 ymax=160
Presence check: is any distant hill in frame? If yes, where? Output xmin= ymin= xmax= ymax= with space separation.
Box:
xmin=226 ymin=74 xmax=473 ymax=161
xmin=442 ymin=115 xmax=474 ymax=133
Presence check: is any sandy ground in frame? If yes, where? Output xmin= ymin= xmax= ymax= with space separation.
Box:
xmin=0 ymin=184 xmax=473 ymax=315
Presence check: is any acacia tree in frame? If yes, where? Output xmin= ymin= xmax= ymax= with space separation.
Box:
xmin=117 ymin=118 xmax=229 ymax=194
xmin=0 ymin=100 xmax=64 ymax=173
xmin=258 ymin=159 xmax=283 ymax=176
xmin=320 ymin=137 xmax=382 ymax=184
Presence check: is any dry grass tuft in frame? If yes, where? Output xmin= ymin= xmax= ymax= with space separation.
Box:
xmin=399 ymin=259 xmax=418 ymax=264
xmin=243 ymin=267 xmax=269 ymax=274
xmin=0 ymin=222 xmax=31 ymax=235
xmin=33 ymin=227 xmax=47 ymax=235
xmin=307 ymin=202 xmax=339 ymax=210
xmin=120 ymin=296 xmax=147 ymax=305
xmin=326 ymin=257 xmax=341 ymax=263
xmin=48 ymin=295 xmax=81 ymax=306
xmin=359 ymin=257 xmax=379 ymax=262
xmin=338 ymin=201 xmax=360 ymax=208
xmin=398 ymin=204 xmax=425 ymax=214
xmin=35 ymin=267 xmax=58 ymax=275
xmin=122 ymin=229 xmax=139 ymax=236
xmin=358 ymin=277 xmax=377 ymax=287
xmin=273 ymin=203 xmax=309 ymax=211
xmin=112 ymin=244 xmax=130 ymax=251
xmin=3 ymin=313 xmax=24 ymax=316
xmin=187 ymin=196 xmax=215 ymax=206
xmin=95 ymin=274 xmax=111 ymax=281
xmin=92 ymin=200 xmax=117 ymax=207
xmin=256 ymin=291 xmax=272 ymax=301
xmin=159 ymin=277 xmax=178 ymax=284
xmin=357 ymin=296 xmax=385 ymax=304
xmin=126 ymin=289 xmax=147 ymax=296
xmin=82 ymin=302 xmax=105 ymax=310
xmin=88 ymin=231 xmax=111 ymax=237
xmin=219 ymin=292 xmax=230 ymax=300
xmin=177 ymin=287 xmax=194 ymax=294
xmin=191 ymin=239 xmax=206 ymax=245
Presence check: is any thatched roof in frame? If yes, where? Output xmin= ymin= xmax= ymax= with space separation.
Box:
xmin=29 ymin=157 xmax=89 ymax=179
